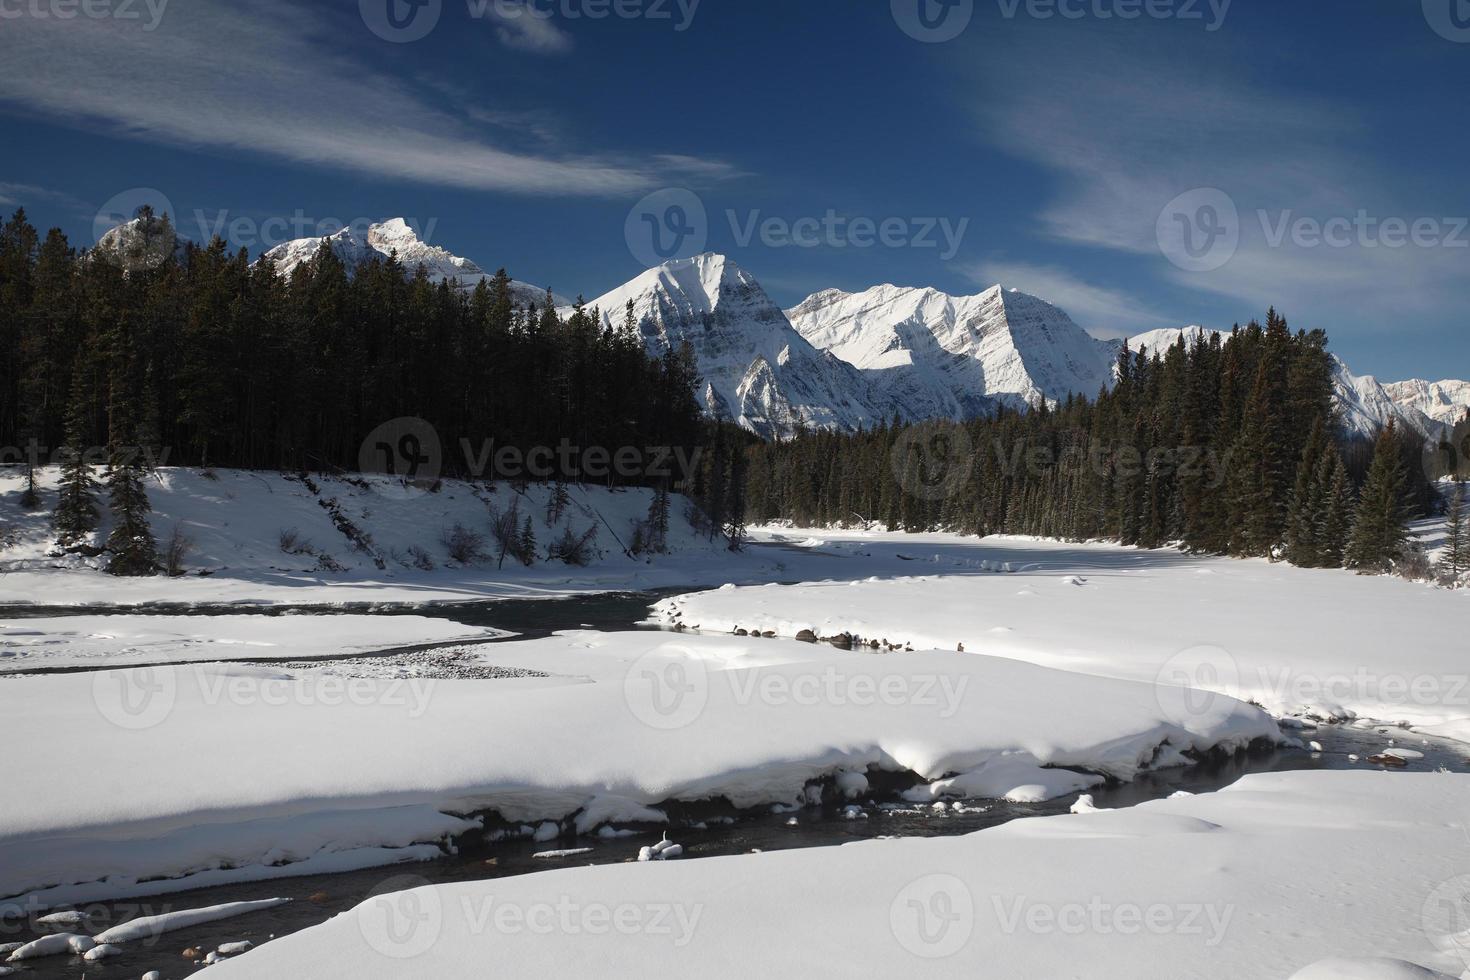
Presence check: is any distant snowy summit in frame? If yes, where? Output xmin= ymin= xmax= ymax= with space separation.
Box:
xmin=258 ymin=218 xmax=565 ymax=309
xmin=788 ymin=283 xmax=1113 ymax=417
xmin=574 ymin=255 xmax=1468 ymax=441
xmin=91 ymin=214 xmax=188 ymax=271
xmin=580 ymin=253 xmax=902 ymax=440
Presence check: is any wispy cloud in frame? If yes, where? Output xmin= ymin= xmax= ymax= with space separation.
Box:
xmin=488 ymin=2 xmax=575 ymax=53
xmin=969 ymin=259 xmax=1172 ymax=339
xmin=0 ymin=0 xmax=729 ymax=197
xmin=966 ymin=23 xmax=1469 ymax=341
xmin=0 ymin=182 xmax=92 ymax=215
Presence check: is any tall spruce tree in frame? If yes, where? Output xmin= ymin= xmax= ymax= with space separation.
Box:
xmin=1283 ymin=419 xmax=1328 ymax=566
xmin=1345 ymin=421 xmax=1411 ymax=574
xmin=1316 ymin=451 xmax=1355 ymax=569
xmin=103 ymin=334 xmax=158 ymax=576
xmin=1439 ymin=484 xmax=1469 ymax=580
xmin=53 ymin=368 xmax=99 ymax=547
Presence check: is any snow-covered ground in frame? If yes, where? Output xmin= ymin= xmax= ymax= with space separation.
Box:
xmin=0 ymin=467 xmax=744 ymax=607
xmin=0 ymin=615 xmax=503 ymax=671
xmin=9 ymin=515 xmax=1470 ymax=977
xmin=212 ymin=770 xmax=1470 ymax=980
xmin=658 ymin=528 xmax=1470 ymax=741
xmin=0 ymin=629 xmax=1277 ymax=914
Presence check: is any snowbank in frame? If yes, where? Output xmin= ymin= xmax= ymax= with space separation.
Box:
xmin=211 ymin=771 xmax=1470 ymax=980
xmin=0 ymin=630 xmax=1277 ymax=911
xmin=657 ymin=528 xmax=1470 ymax=736
xmin=91 ymin=898 xmax=290 ymax=943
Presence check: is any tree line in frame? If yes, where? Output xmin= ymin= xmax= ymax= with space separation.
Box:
xmin=0 ymin=206 xmax=723 ymax=574
xmin=746 ymin=313 xmax=1455 ymax=578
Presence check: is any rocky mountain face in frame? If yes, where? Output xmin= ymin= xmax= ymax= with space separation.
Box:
xmin=581 ymin=254 xmax=901 ymax=439
xmin=787 ymin=283 xmax=1113 ymax=417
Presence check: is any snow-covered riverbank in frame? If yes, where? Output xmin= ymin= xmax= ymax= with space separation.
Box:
xmin=212 ymin=770 xmax=1470 ymax=980
xmin=8 ymin=521 xmax=1468 ymax=979
xmin=657 ymin=528 xmax=1470 ymax=742
xmin=0 ymin=629 xmax=1279 ymax=914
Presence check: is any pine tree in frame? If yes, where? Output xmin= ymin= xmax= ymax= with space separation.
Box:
xmin=726 ymin=442 xmax=748 ymax=550
xmin=545 ymin=480 xmax=570 ymax=527
xmin=646 ymin=487 xmax=671 ymax=553
xmin=1346 ymin=421 xmax=1411 ymax=574
xmin=518 ymin=514 xmax=537 ymax=566
xmin=1226 ymin=360 xmax=1283 ymax=558
xmin=1439 ymin=484 xmax=1470 ymax=580
xmin=53 ymin=368 xmax=99 ymax=547
xmin=1283 ymin=420 xmax=1328 ymax=566
xmin=1316 ymin=452 xmax=1354 ymax=569
xmin=103 ymin=336 xmax=158 ymax=576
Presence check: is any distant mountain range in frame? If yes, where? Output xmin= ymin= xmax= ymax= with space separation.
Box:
xmin=96 ymin=217 xmax=1470 ymax=442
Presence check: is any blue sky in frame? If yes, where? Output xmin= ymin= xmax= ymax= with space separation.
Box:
xmin=2 ymin=0 xmax=1467 ymax=380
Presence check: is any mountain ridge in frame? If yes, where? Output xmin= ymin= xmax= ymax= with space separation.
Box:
xmin=578 ymin=253 xmax=902 ymax=439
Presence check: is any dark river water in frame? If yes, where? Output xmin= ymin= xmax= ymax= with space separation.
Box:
xmin=3 ymin=593 xmax=1464 ymax=978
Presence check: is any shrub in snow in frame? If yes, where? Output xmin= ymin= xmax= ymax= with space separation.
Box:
xmin=278 ymin=527 xmax=308 ymax=554
xmin=548 ymin=525 xmax=598 ymax=566
xmin=441 ymin=523 xmax=489 ymax=565
xmin=164 ymin=523 xmax=192 ymax=577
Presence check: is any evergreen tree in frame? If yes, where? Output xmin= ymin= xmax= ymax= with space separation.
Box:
xmin=1439 ymin=484 xmax=1469 ymax=580
xmin=103 ymin=334 xmax=158 ymax=576
xmin=646 ymin=486 xmax=671 ymax=554
xmin=53 ymin=367 xmax=99 ymax=547
xmin=1345 ymin=422 xmax=1412 ymax=574
xmin=1283 ymin=419 xmax=1328 ymax=566
xmin=1316 ymin=452 xmax=1355 ymax=569
xmin=518 ymin=514 xmax=537 ymax=566
xmin=545 ymin=480 xmax=570 ymax=527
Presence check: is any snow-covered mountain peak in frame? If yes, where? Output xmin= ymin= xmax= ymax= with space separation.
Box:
xmin=365 ymin=218 xmax=486 ymax=282
xmin=583 ymin=255 xmax=897 ymax=438
xmin=601 ymin=253 xmax=769 ymax=320
xmin=92 ymin=215 xmax=188 ymax=271
xmin=788 ymin=281 xmax=1113 ymax=415
xmin=1383 ymin=378 xmax=1470 ymax=428
xmin=256 ymin=220 xmax=562 ymax=308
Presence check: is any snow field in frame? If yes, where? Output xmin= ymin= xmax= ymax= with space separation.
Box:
xmin=213 ymin=771 xmax=1470 ymax=979
xmin=1 ymin=628 xmax=1278 ymax=911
